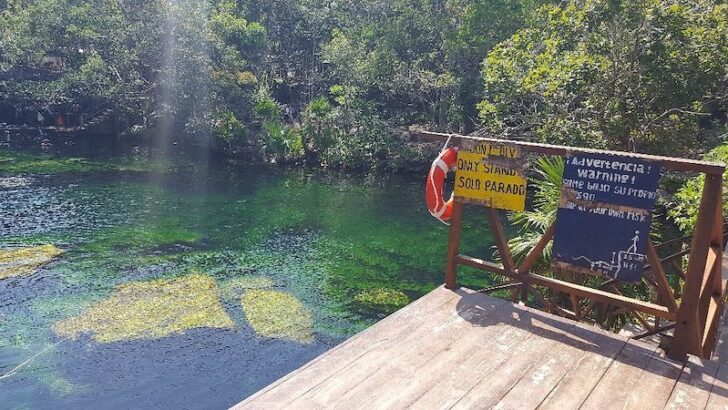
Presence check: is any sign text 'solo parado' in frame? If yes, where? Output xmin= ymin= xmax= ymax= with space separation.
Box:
xmin=453 ymin=141 xmax=527 ymax=212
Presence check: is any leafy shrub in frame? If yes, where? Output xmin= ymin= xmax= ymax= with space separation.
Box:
xmin=479 ymin=1 xmax=728 ymax=155
xmin=669 ymin=142 xmax=728 ymax=232
xmin=212 ymin=111 xmax=248 ymax=143
xmin=509 ymin=156 xmax=564 ymax=271
xmin=254 ymin=90 xmax=303 ymax=162
xmin=298 ymin=87 xmax=418 ymax=170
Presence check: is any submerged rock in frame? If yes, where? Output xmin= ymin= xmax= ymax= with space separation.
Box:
xmin=0 ymin=244 xmax=63 ymax=280
xmin=53 ymin=274 xmax=235 ymax=343
xmin=354 ymin=288 xmax=409 ymax=314
xmin=220 ymin=276 xmax=275 ymax=300
xmin=38 ymin=372 xmax=87 ymax=397
xmin=241 ymin=290 xmax=313 ymax=344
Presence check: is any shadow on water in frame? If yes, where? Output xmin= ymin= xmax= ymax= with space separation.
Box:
xmin=3 ymin=328 xmax=330 ymax=409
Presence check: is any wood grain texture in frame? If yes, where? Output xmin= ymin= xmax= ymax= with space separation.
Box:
xmin=234 ymin=287 xmax=728 ymax=410
xmin=407 ymin=306 xmax=542 ymax=410
xmin=536 ymin=326 xmax=628 ymax=410
xmin=287 ymin=292 xmax=507 ymax=407
xmin=336 ymin=300 xmax=519 ymax=409
xmin=449 ymin=309 xmax=579 ymax=409
xmin=232 ymin=286 xmax=460 ymax=408
xmin=665 ymin=356 xmax=719 ymax=410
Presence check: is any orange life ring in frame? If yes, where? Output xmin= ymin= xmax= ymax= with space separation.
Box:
xmin=426 ymin=147 xmax=458 ymax=223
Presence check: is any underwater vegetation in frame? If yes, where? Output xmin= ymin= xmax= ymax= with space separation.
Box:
xmin=52 ymin=274 xmax=235 ymax=343
xmin=51 ymin=269 xmax=317 ymax=345
xmin=353 ymin=288 xmax=410 ymax=315
xmin=0 ymin=149 xmax=501 ymax=407
xmin=0 ymin=244 xmax=63 ymax=280
xmin=219 ymin=275 xmax=276 ymax=300
xmin=0 ymin=149 xmax=178 ymax=175
xmin=0 ymin=150 xmax=99 ymax=174
xmin=80 ymin=218 xmax=203 ymax=254
xmin=241 ymin=289 xmax=314 ymax=344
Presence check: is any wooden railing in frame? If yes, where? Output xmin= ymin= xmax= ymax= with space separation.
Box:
xmin=419 ymin=131 xmax=726 ymax=361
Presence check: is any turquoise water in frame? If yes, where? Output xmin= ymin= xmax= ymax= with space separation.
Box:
xmin=0 ymin=147 xmax=498 ymax=408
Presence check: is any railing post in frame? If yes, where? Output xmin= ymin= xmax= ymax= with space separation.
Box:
xmin=671 ymin=174 xmax=722 ymax=360
xmin=445 ymin=200 xmax=464 ymax=289
xmin=703 ymin=179 xmax=724 ymax=356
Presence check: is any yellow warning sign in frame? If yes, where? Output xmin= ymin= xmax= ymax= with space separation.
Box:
xmin=454 ymin=142 xmax=527 ymax=211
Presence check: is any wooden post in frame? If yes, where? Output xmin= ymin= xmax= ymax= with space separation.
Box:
xmin=517 ymin=223 xmax=555 ymax=276
xmin=445 ymin=200 xmax=465 ymax=289
xmin=420 ymin=131 xmax=727 ymax=357
xmin=486 ymin=207 xmax=523 ymax=300
xmin=486 ymin=207 xmax=515 ymax=275
xmin=646 ymin=240 xmax=679 ymax=313
xmin=704 ymin=181 xmax=725 ymax=356
xmin=671 ymin=174 xmax=722 ymax=360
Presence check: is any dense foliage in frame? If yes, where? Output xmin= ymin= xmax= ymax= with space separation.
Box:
xmin=480 ymin=1 xmax=728 ymax=153
xmin=2 ymin=0 xmax=728 ymax=344
xmin=670 ymin=142 xmax=728 ymax=232
xmin=1 ymin=0 xmax=726 ymax=170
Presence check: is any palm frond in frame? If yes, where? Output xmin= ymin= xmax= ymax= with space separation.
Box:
xmin=508 ymin=156 xmax=564 ymax=269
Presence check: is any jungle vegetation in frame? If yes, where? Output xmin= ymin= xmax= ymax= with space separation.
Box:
xmin=1 ymin=0 xmax=727 ymax=224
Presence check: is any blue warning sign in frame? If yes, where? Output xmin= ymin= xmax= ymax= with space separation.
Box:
xmin=552 ymin=154 xmax=662 ymax=282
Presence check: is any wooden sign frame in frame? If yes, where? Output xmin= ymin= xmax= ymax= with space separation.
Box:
xmin=419 ymin=130 xmax=726 ymax=361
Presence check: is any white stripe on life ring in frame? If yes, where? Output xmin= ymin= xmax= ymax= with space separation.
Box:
xmin=429 ymin=158 xmax=451 ymax=220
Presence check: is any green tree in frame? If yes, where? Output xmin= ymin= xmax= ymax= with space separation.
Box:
xmin=479 ymin=0 xmax=728 ymax=155
xmin=669 ymin=141 xmax=728 ymax=232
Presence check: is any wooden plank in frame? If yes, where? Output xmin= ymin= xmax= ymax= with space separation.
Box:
xmin=454 ymin=254 xmax=506 ymax=276
xmin=623 ymin=351 xmax=685 ymax=409
xmin=406 ymin=305 xmax=545 ymax=409
xmin=334 ymin=299 xmax=525 ymax=409
xmin=446 ymin=309 xmax=580 ymax=409
xmin=486 ymin=207 xmax=516 ymax=275
xmin=703 ymin=201 xmax=725 ymax=357
xmin=674 ymin=174 xmax=723 ymax=360
xmin=700 ymin=245 xmax=721 ymax=305
xmin=286 ymin=291 xmax=508 ymax=407
xmin=647 ymin=239 xmax=679 ymax=312
xmin=417 ymin=131 xmax=726 ymax=175
xmin=486 ymin=206 xmax=521 ymax=300
xmin=665 ymin=356 xmax=719 ymax=410
xmin=705 ymin=361 xmax=728 ymax=410
xmin=703 ymin=296 xmax=722 ymax=350
xmin=233 ymin=286 xmax=461 ymax=407
xmin=517 ymin=222 xmax=555 ymax=275
xmin=237 ymin=286 xmax=728 ymax=410
xmin=580 ymin=340 xmax=661 ymax=408
xmin=536 ymin=327 xmax=628 ymax=410
xmin=493 ymin=323 xmax=623 ymax=409
xmin=526 ymin=273 xmax=676 ymax=320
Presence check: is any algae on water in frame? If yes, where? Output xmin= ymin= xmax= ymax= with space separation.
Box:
xmin=53 ymin=274 xmax=235 ymax=343
xmin=241 ymin=289 xmax=314 ymax=344
xmin=0 ymin=245 xmax=63 ymax=280
xmin=0 ymin=149 xmax=177 ymax=175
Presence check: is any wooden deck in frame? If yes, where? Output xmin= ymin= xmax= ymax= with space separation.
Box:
xmin=234 ymin=286 xmax=728 ymax=409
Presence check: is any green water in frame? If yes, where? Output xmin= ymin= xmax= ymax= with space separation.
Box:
xmin=0 ymin=147 xmax=499 ymax=408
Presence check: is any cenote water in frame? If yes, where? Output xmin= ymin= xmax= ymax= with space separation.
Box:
xmin=0 ymin=145 xmax=499 ymax=409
